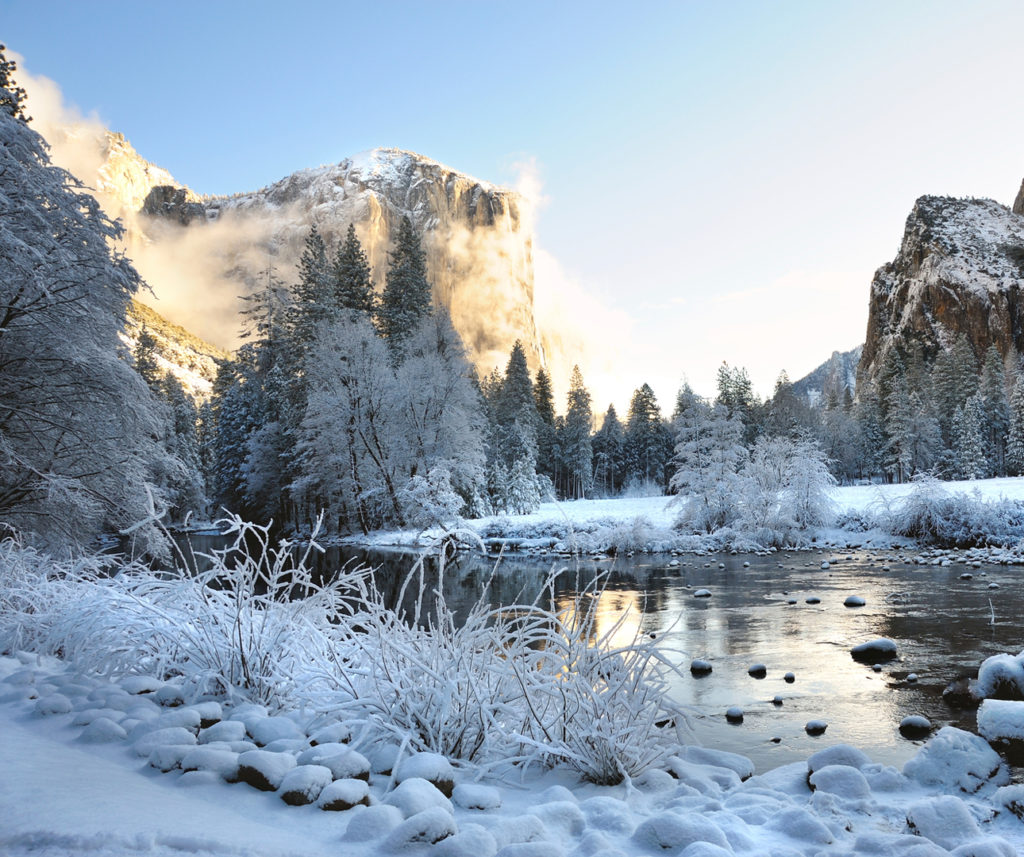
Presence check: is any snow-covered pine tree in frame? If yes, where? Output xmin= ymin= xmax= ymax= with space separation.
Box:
xmin=533 ymin=366 xmax=558 ymax=483
xmin=134 ymin=325 xmax=161 ymax=390
xmin=715 ymin=362 xmax=759 ymax=445
xmin=952 ymin=395 xmax=988 ymax=480
xmin=1007 ymin=372 xmax=1024 ymax=476
xmin=592 ymin=405 xmax=625 ymax=496
xmin=561 ymin=366 xmax=594 ymax=499
xmin=670 ymin=398 xmax=746 ymax=532
xmin=0 ymin=46 xmax=170 ymax=552
xmin=979 ymin=345 xmax=1010 ymax=476
xmin=379 ymin=216 xmax=432 ymax=353
xmin=623 ymin=383 xmax=670 ymax=491
xmin=333 ymin=223 xmax=376 ymax=316
xmin=931 ymin=335 xmax=979 ymax=443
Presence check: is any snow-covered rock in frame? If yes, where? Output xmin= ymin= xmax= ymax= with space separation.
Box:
xmin=235 ymin=749 xmax=297 ymax=791
xmin=383 ymin=777 xmax=454 ymax=819
xmin=903 ymin=727 xmax=1008 ymax=793
xmin=278 ymin=764 xmax=333 ymax=806
xmin=318 ymin=778 xmax=370 ymax=811
xmin=905 ymin=795 xmax=981 ymax=850
xmin=851 ymin=638 xmax=898 ymax=663
xmin=297 ymin=744 xmax=369 ymax=781
xmin=395 ymin=751 xmax=455 ymax=797
xmin=452 ymin=783 xmax=502 ymax=811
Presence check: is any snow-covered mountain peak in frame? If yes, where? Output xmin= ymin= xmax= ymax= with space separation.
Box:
xmin=857 ymin=192 xmax=1024 ymax=389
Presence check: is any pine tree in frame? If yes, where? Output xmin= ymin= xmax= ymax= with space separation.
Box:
xmin=979 ymin=345 xmax=1010 ymax=476
xmin=624 ymin=384 xmax=669 ymax=491
xmin=932 ymin=335 xmax=979 ymax=443
xmin=592 ymin=405 xmax=625 ymax=496
xmin=0 ymin=45 xmax=29 ymax=122
xmin=670 ymin=399 xmax=746 ymax=532
xmin=289 ymin=225 xmax=335 ymax=363
xmin=952 ymin=395 xmax=988 ymax=479
xmin=134 ymin=325 xmax=161 ymax=391
xmin=379 ymin=216 xmax=432 ymax=351
xmin=715 ymin=362 xmax=759 ymax=444
xmin=561 ymin=366 xmax=594 ymax=499
xmin=333 ymin=223 xmax=376 ymax=315
xmin=533 ymin=367 xmax=558 ymax=481
xmin=1007 ymin=372 xmax=1024 ymax=475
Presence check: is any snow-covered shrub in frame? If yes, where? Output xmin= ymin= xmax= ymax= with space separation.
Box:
xmin=332 ymin=547 xmax=532 ymax=763
xmin=0 ymin=516 xmax=364 ymax=706
xmin=397 ymin=466 xmax=464 ymax=531
xmin=506 ymin=573 xmax=690 ymax=785
xmin=886 ymin=474 xmax=1024 ymax=546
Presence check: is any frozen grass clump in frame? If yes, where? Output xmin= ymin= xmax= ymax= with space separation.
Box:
xmin=1 ymin=521 xmax=691 ymax=785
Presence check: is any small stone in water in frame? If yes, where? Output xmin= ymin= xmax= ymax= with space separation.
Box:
xmin=872 ymin=664 xmax=882 ymax=672
xmin=820 ymin=561 xmax=830 ymax=570
xmin=844 ymin=595 xmax=866 ymax=607
xmin=726 ymin=707 xmax=744 ymax=724
xmin=899 ymin=715 xmax=932 ymax=739
xmin=690 ymin=659 xmax=713 ymax=676
xmin=743 ymin=561 xmax=750 ymax=568
xmin=805 ymin=720 xmax=828 ymax=736
xmin=748 ymin=664 xmax=767 ymax=679
xmin=693 ymin=589 xmax=712 ymax=599
xmin=784 ymin=672 xmax=795 ymax=683
xmin=906 ymin=673 xmax=918 ymax=683
xmin=772 ymin=695 xmax=784 ymax=706
xmin=806 ymin=596 xmax=821 ymax=605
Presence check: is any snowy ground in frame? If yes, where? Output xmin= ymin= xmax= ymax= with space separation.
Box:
xmin=336 ymin=477 xmax=1024 ymax=551
xmin=2 ymin=652 xmax=1024 ymax=857
xmin=6 ymin=647 xmax=1024 ymax=855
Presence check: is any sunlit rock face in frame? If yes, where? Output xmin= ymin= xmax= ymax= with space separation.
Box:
xmin=93 ymin=141 xmax=543 ymax=372
xmin=857 ymin=194 xmax=1024 ymax=388
xmin=1014 ymin=178 xmax=1024 ymax=216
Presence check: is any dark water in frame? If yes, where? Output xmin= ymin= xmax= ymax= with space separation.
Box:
xmin=175 ymin=535 xmax=1023 ymax=774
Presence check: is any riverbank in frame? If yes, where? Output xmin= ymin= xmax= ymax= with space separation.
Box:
xmin=334 ymin=476 xmax=1024 ymax=555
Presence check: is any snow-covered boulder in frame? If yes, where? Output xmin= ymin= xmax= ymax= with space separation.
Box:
xmin=235 ymin=749 xmax=297 ymax=791
xmin=247 ymin=715 xmax=306 ymax=746
xmin=395 ymin=751 xmax=455 ymax=797
xmin=79 ymin=717 xmax=128 ymax=743
xmin=452 ymin=783 xmax=502 ymax=811
xmin=899 ymin=715 xmax=932 ymax=739
xmin=808 ymin=765 xmax=871 ymax=800
xmin=342 ymin=804 xmax=405 ymax=842
xmin=180 ymin=747 xmax=239 ymax=779
xmin=976 ymin=652 xmax=1024 ymax=700
xmin=34 ymin=693 xmax=72 ymax=716
xmin=198 ymin=719 xmax=246 ymax=744
xmin=382 ymin=808 xmax=458 ymax=849
xmin=807 ymin=744 xmax=872 ymax=774
xmin=297 ymin=744 xmax=369 ymax=781
xmin=133 ymin=726 xmax=196 ymax=757
xmin=903 ymin=726 xmax=1008 ymax=793
xmin=279 ymin=764 xmax=333 ymax=806
xmin=905 ymin=795 xmax=980 ymax=850
xmin=681 ymin=746 xmax=754 ymax=781
xmin=318 ymin=778 xmax=370 ymax=811
xmin=851 ymin=638 xmax=898 ymax=663
xmin=384 ymin=777 xmax=453 ymax=819
xmin=632 ymin=812 xmax=731 ymax=853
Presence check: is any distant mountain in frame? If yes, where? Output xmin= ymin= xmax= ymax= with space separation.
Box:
xmin=791 ymin=345 xmax=862 ymax=405
xmin=123 ymin=300 xmax=229 ymax=401
xmin=79 ymin=133 xmax=544 ymax=374
xmin=857 ymin=192 xmax=1024 ymax=389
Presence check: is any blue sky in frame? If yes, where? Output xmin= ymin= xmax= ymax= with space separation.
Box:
xmin=6 ymin=0 xmax=1024 ymax=407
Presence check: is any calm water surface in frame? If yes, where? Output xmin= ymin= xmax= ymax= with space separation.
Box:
xmin=178 ymin=536 xmax=1024 ymax=774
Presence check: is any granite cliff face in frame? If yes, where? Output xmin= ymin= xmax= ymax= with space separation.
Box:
xmin=91 ymin=141 xmax=542 ymax=373
xmin=1014 ymin=179 xmax=1024 ymax=216
xmin=857 ymin=193 xmax=1024 ymax=388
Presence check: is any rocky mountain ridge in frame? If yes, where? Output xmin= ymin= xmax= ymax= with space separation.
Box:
xmin=791 ymin=345 xmax=862 ymax=405
xmin=81 ymin=134 xmax=543 ymax=374
xmin=857 ymin=192 xmax=1024 ymax=389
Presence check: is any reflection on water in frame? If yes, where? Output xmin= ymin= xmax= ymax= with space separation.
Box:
xmin=175 ymin=535 xmax=1023 ymax=773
